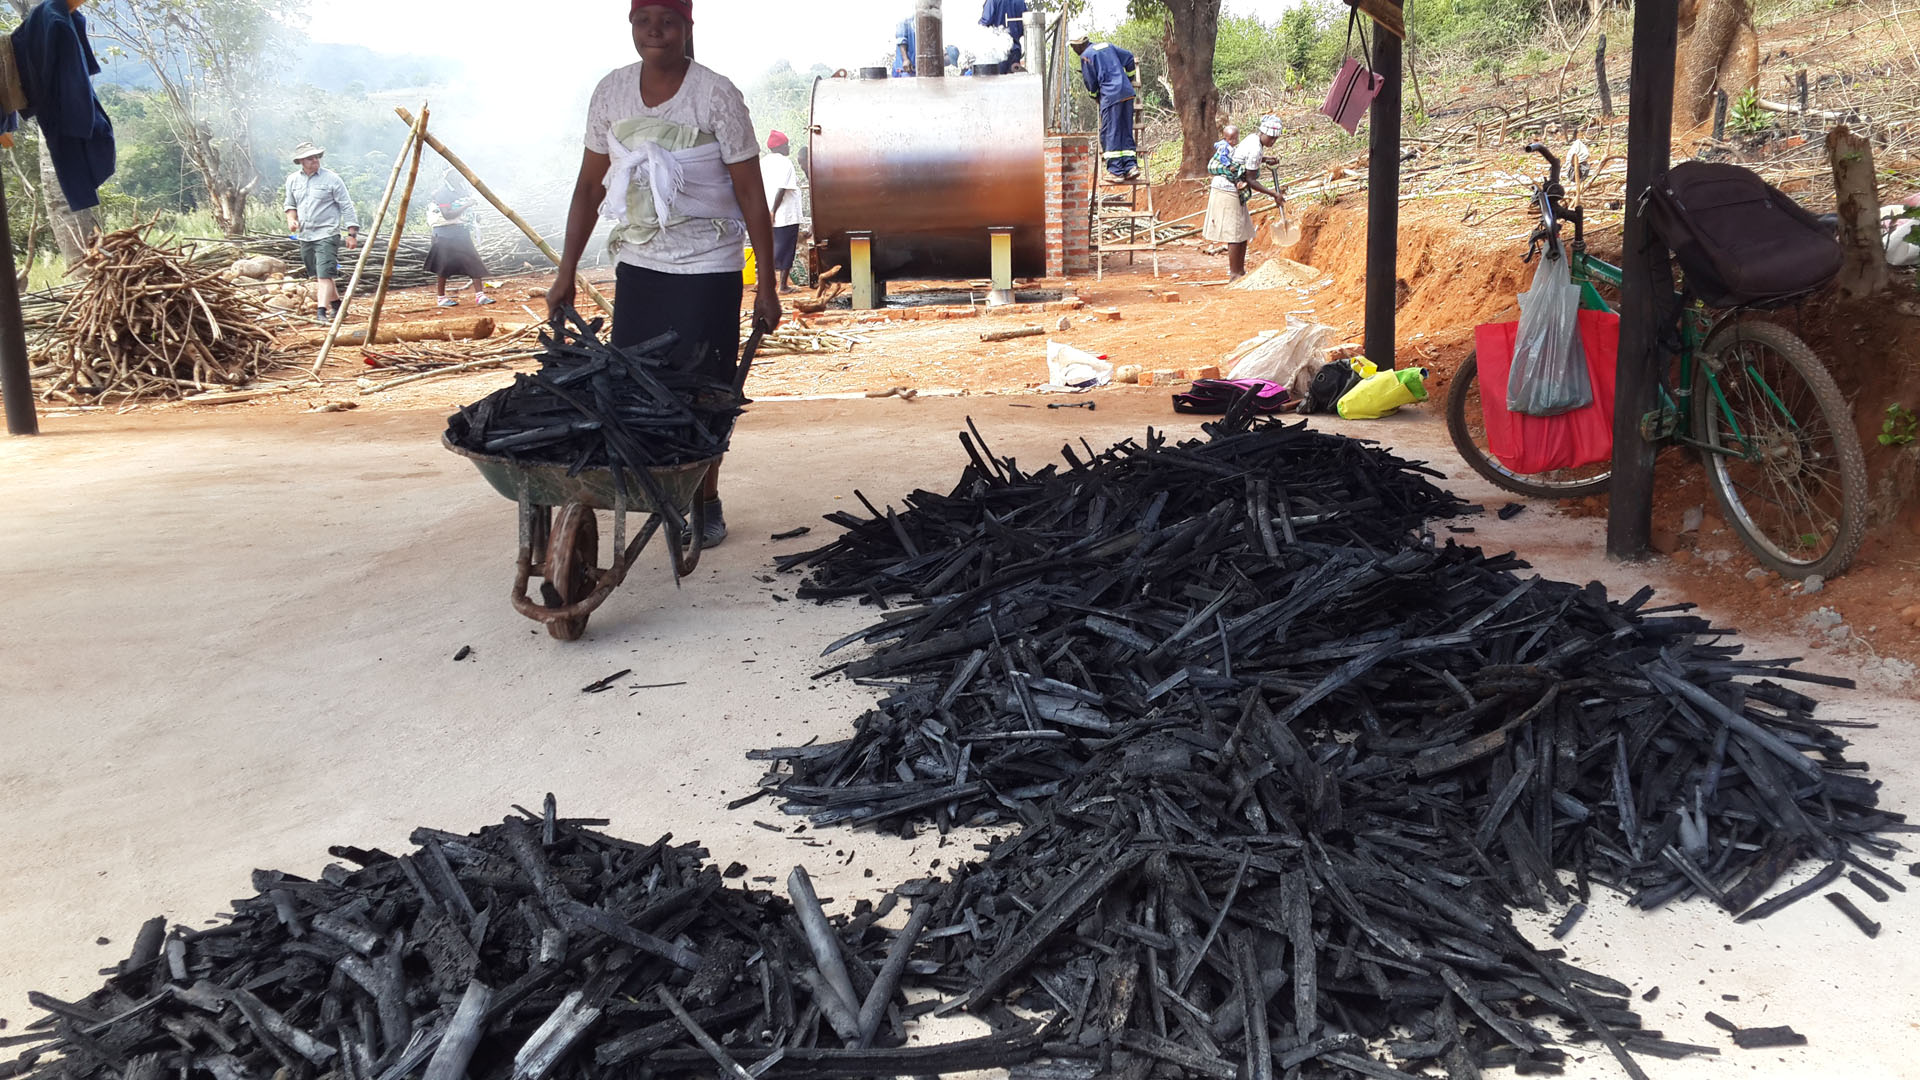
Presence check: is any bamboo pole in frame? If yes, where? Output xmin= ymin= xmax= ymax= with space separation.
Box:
xmin=365 ymin=106 xmax=430 ymax=350
xmin=359 ymin=355 xmax=520 ymax=393
xmin=395 ymin=107 xmax=613 ymax=315
xmin=312 ymin=115 xmax=423 ymax=375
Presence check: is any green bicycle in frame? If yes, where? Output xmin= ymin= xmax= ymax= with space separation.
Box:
xmin=1445 ymin=144 xmax=1867 ymax=579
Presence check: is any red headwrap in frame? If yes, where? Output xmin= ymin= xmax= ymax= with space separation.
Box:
xmin=766 ymin=130 xmax=789 ymax=149
xmin=631 ymin=0 xmax=693 ymax=23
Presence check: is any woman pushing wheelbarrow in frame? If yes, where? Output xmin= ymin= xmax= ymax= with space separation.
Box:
xmin=546 ymin=0 xmax=782 ymax=552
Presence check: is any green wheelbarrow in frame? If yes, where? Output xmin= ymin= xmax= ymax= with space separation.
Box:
xmin=445 ymin=437 xmax=715 ymax=640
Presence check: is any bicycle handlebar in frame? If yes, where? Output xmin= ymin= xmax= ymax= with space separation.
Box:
xmin=1524 ymin=142 xmax=1561 ymax=190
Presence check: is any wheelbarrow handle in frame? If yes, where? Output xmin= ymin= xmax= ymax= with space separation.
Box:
xmin=735 ymin=323 xmax=767 ymax=399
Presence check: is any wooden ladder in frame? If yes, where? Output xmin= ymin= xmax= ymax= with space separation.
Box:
xmin=1090 ymin=112 xmax=1160 ymax=280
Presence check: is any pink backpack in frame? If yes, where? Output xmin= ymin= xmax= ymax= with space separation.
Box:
xmin=1320 ymin=11 xmax=1385 ymax=135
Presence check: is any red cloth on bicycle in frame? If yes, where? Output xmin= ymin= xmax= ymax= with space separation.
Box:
xmin=1473 ymin=310 xmax=1620 ymax=474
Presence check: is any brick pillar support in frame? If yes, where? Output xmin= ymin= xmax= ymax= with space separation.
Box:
xmin=1045 ymin=134 xmax=1094 ymax=279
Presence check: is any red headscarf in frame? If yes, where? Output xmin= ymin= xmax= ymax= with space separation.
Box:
xmin=766 ymin=130 xmax=789 ymax=149
xmin=631 ymin=0 xmax=693 ymax=23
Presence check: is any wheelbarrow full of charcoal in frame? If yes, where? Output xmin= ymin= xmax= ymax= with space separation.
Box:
xmin=443 ymin=315 xmax=761 ymax=640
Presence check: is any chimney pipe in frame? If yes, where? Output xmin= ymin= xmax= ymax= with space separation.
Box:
xmin=915 ymin=0 xmax=944 ymax=77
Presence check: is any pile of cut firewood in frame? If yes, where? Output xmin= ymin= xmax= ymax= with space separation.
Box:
xmin=44 ymin=227 xmax=278 ymax=402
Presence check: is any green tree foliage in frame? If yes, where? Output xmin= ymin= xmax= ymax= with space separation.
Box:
xmin=1406 ymin=0 xmax=1545 ymax=60
xmin=742 ymin=60 xmax=834 ymax=157
xmin=1279 ymin=1 xmax=1352 ymax=85
xmin=1212 ymin=14 xmax=1290 ymax=95
xmin=96 ymin=85 xmax=196 ymax=214
xmin=90 ymin=0 xmax=305 ymax=235
xmin=1106 ymin=5 xmax=1352 ymax=106
xmin=1107 ymin=15 xmax=1170 ymax=107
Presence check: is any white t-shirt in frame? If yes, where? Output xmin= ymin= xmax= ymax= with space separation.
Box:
xmin=1211 ymin=134 xmax=1264 ymax=193
xmin=585 ymin=60 xmax=760 ymax=273
xmin=760 ymin=152 xmax=803 ymax=228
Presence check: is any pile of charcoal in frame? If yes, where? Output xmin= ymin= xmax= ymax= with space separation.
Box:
xmin=0 ymin=802 xmax=1044 ymax=1080
xmin=8 ymin=417 xmax=1904 ymax=1080
xmin=755 ymin=415 xmax=1906 ymax=1078
xmin=445 ymin=311 xmax=741 ymax=480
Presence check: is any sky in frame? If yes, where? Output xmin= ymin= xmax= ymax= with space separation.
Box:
xmin=306 ymin=0 xmax=1307 ymax=85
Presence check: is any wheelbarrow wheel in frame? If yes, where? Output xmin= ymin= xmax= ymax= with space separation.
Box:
xmin=545 ymin=502 xmax=599 ymax=640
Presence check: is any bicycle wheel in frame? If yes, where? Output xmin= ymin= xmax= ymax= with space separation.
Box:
xmin=1445 ymin=352 xmax=1612 ymax=498
xmin=1693 ymin=320 xmax=1867 ymax=579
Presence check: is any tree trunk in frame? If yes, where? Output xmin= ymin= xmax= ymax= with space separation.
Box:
xmin=37 ymin=138 xmax=94 ymax=270
xmin=209 ymin=181 xmax=250 ymax=237
xmin=1827 ymin=124 xmax=1889 ymax=298
xmin=1673 ymin=0 xmax=1759 ymax=131
xmin=1161 ymin=0 xmax=1222 ymax=179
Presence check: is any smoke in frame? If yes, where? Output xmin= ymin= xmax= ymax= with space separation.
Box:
xmin=950 ymin=22 xmax=1012 ymax=67
xmin=290 ymin=0 xmax=1062 ymax=255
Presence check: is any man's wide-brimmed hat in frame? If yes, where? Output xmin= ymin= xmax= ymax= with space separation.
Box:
xmin=290 ymin=142 xmax=324 ymax=162
xmin=1069 ymin=33 xmax=1090 ymax=46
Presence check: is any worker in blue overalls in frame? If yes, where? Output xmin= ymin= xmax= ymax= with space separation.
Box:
xmin=1072 ymin=34 xmax=1140 ymax=182
xmin=892 ymin=17 xmax=916 ymax=76
xmin=979 ymin=0 xmax=1027 ymax=74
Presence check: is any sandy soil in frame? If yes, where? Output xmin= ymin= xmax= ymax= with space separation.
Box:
xmin=2 ymin=395 xmax=1917 ymax=1078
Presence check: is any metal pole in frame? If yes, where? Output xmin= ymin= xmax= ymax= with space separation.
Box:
xmin=0 ymin=181 xmax=38 ymax=436
xmin=915 ymin=0 xmax=943 ymax=77
xmin=1363 ymin=8 xmax=1402 ymax=370
xmin=1605 ymin=0 xmax=1678 ymax=562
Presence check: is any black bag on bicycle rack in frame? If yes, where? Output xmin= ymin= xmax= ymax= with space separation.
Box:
xmin=1643 ymin=161 xmax=1841 ymax=309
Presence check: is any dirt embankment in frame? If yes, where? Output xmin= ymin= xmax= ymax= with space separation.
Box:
xmin=1273 ymin=186 xmax=1920 ymax=667
xmin=1266 ymin=198 xmax=1534 ymax=386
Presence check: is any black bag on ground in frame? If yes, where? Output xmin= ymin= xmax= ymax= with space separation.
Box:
xmin=1642 ymin=161 xmax=1841 ymax=309
xmin=1302 ymin=361 xmax=1361 ymax=414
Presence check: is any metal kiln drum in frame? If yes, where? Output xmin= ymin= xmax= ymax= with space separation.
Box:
xmin=809 ymin=73 xmax=1047 ymax=281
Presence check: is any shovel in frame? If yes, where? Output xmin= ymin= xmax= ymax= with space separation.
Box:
xmin=1267 ymin=166 xmax=1301 ymax=247
xmin=1271 ymin=199 xmax=1302 ymax=247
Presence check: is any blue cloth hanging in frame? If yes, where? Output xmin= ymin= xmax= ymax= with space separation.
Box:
xmin=12 ymin=0 xmax=115 ymax=212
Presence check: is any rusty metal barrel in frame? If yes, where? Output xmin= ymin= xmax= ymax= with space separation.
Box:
xmin=808 ymin=72 xmax=1046 ymax=281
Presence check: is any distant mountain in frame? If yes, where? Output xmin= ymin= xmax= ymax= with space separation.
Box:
xmin=91 ymin=39 xmax=460 ymax=96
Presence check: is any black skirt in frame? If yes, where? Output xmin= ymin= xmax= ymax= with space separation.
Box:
xmin=423 ymin=226 xmax=488 ymax=281
xmin=611 ymin=262 xmax=743 ymax=387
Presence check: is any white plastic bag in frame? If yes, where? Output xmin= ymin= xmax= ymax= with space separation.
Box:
xmin=1506 ymin=253 xmax=1591 ymax=417
xmin=1223 ymin=330 xmax=1279 ymax=369
xmin=1044 ymin=340 xmax=1112 ymax=392
xmin=1882 ymin=204 xmax=1920 ymax=267
xmin=1226 ymin=316 xmax=1336 ymax=384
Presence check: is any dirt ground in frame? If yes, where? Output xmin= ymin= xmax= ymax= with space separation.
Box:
xmin=2 ymin=394 xmax=1917 ymax=1078
xmin=83 ymin=189 xmax=1920 ymax=678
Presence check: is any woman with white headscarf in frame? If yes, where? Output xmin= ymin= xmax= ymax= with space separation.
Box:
xmin=1202 ymin=115 xmax=1284 ymax=282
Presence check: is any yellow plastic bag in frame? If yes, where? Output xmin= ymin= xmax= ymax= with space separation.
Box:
xmin=1347 ymin=355 xmax=1378 ymax=379
xmin=1336 ymin=367 xmax=1428 ymax=419
xmin=742 ymin=244 xmax=758 ymax=287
